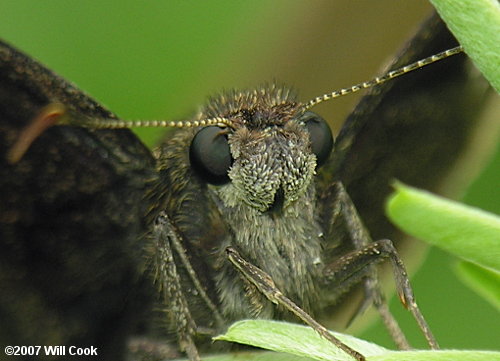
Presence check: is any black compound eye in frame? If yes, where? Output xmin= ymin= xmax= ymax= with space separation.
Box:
xmin=302 ymin=111 xmax=334 ymax=167
xmin=189 ymin=126 xmax=232 ymax=185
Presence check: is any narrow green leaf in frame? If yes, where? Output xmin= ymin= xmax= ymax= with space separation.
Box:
xmin=386 ymin=183 xmax=500 ymax=271
xmin=372 ymin=350 xmax=500 ymax=361
xmin=198 ymin=350 xmax=500 ymax=361
xmin=429 ymin=0 xmax=500 ymax=92
xmin=199 ymin=351 xmax=312 ymax=361
xmin=212 ymin=320 xmax=500 ymax=361
xmin=455 ymin=261 xmax=500 ymax=310
xmin=215 ymin=320 xmax=387 ymax=361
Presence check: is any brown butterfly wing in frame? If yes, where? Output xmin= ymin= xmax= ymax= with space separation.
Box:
xmin=319 ymin=12 xmax=491 ymax=247
xmin=0 ymin=40 xmax=158 ymax=360
xmin=315 ymin=12 xmax=492 ymax=327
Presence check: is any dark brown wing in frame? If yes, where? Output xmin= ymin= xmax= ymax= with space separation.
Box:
xmin=315 ymin=13 xmax=492 ymax=328
xmin=318 ymin=12 xmax=491 ymax=246
xmin=0 ymin=40 xmax=158 ymax=360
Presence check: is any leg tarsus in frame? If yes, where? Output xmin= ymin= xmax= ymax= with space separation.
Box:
xmin=226 ymin=247 xmax=366 ymax=361
xmin=324 ymin=238 xmax=438 ymax=349
xmin=327 ymin=182 xmax=438 ymax=349
xmin=376 ymin=239 xmax=439 ymax=349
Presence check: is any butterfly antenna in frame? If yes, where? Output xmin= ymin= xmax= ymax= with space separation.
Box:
xmin=64 ymin=115 xmax=234 ymax=129
xmin=302 ymin=46 xmax=463 ymax=111
xmin=7 ymin=103 xmax=233 ymax=164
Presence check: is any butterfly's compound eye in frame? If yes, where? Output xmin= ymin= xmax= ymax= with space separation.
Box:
xmin=301 ymin=112 xmax=333 ymax=167
xmin=189 ymin=126 xmax=232 ymax=185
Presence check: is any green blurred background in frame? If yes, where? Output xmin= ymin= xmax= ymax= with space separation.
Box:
xmin=0 ymin=0 xmax=498 ymax=353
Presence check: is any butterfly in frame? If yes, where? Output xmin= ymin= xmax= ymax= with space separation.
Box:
xmin=0 ymin=9 xmax=492 ymax=361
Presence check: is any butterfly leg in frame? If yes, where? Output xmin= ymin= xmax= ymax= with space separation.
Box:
xmin=226 ymin=247 xmax=366 ymax=361
xmin=326 ymin=182 xmax=438 ymax=349
xmin=151 ymin=211 xmax=201 ymax=361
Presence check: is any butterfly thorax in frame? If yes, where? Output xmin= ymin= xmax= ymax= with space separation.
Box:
xmin=210 ymin=179 xmax=324 ymax=320
xmin=198 ymin=87 xmax=326 ymax=319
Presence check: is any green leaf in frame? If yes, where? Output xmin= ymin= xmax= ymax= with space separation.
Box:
xmin=372 ymin=350 xmax=500 ymax=361
xmin=215 ymin=320 xmax=387 ymax=361
xmin=386 ymin=183 xmax=500 ymax=272
xmin=429 ymin=0 xmax=500 ymax=92
xmin=199 ymin=352 xmax=313 ymax=361
xmin=199 ymin=349 xmax=500 ymax=361
xmin=455 ymin=261 xmax=500 ymax=310
xmin=210 ymin=320 xmax=500 ymax=361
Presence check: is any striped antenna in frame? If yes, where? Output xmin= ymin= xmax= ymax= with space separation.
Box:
xmin=63 ymin=114 xmax=234 ymax=129
xmin=8 ymin=106 xmax=233 ymax=163
xmin=302 ymin=46 xmax=464 ymax=111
